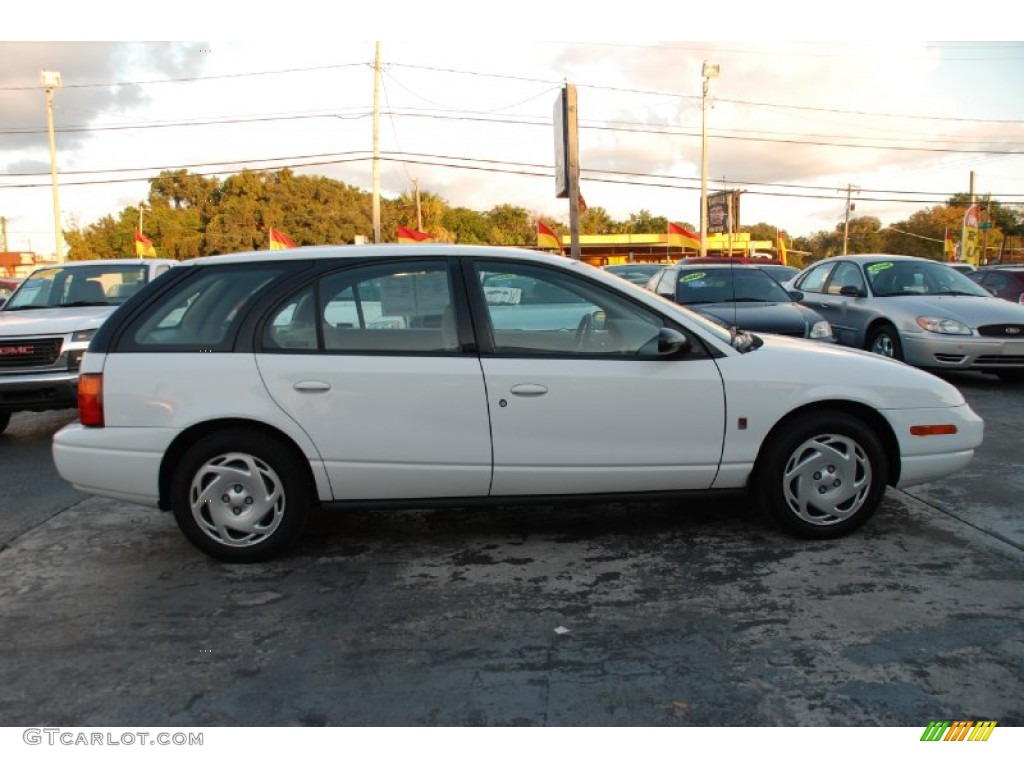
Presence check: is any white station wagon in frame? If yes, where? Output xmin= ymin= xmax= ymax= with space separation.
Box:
xmin=52 ymin=245 xmax=984 ymax=562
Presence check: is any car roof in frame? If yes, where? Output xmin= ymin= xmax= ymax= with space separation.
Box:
xmin=178 ymin=244 xmax=597 ymax=270
xmin=673 ymin=263 xmax=772 ymax=271
xmin=677 ymin=256 xmax=783 ymax=265
xmin=30 ymin=258 xmax=177 ymax=269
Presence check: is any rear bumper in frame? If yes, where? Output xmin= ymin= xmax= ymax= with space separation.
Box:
xmin=52 ymin=423 xmax=171 ymax=507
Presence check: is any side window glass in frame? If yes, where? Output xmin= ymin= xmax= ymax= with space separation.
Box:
xmin=474 ymin=261 xmax=666 ymax=357
xmin=264 ymin=287 xmax=318 ymax=350
xmin=319 ymin=261 xmax=457 ymax=354
xmin=129 ymin=267 xmax=285 ymax=350
xmin=797 ymin=263 xmax=833 ymax=294
xmin=827 ymin=262 xmax=866 ymax=295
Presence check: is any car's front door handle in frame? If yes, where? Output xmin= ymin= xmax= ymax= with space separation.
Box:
xmin=293 ymin=380 xmax=331 ymax=393
xmin=509 ymin=383 xmax=548 ymax=397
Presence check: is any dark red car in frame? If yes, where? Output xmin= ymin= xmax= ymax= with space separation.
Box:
xmin=0 ymin=277 xmax=22 ymax=302
xmin=969 ymin=266 xmax=1024 ymax=304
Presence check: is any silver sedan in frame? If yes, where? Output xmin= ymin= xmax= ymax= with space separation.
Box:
xmin=790 ymin=254 xmax=1024 ymax=382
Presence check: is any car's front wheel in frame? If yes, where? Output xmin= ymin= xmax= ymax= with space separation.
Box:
xmin=170 ymin=428 xmax=311 ymax=562
xmin=0 ymin=411 xmax=10 ymax=435
xmin=755 ymin=412 xmax=888 ymax=539
xmin=866 ymin=323 xmax=904 ymax=361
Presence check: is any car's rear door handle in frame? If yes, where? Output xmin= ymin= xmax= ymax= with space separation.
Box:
xmin=293 ymin=380 xmax=331 ymax=393
xmin=510 ymin=384 xmax=548 ymax=396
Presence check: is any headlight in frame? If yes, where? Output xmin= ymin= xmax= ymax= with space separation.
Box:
xmin=916 ymin=316 xmax=972 ymax=335
xmin=71 ymin=329 xmax=96 ymax=343
xmin=809 ymin=320 xmax=833 ymax=339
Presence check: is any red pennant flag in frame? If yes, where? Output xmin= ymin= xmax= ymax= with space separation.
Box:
xmin=134 ymin=230 xmax=156 ymax=257
xmin=537 ymin=221 xmax=563 ymax=253
xmin=667 ymin=222 xmax=701 ymax=250
xmin=396 ymin=226 xmax=433 ymax=243
xmin=269 ymin=227 xmax=297 ymax=250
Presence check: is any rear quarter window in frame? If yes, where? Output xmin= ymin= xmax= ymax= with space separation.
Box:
xmin=123 ymin=265 xmax=291 ymax=352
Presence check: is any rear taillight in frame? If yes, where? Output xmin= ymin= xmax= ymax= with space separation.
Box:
xmin=78 ymin=373 xmax=104 ymax=427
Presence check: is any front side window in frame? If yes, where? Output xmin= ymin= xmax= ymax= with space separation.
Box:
xmin=826 ymin=261 xmax=867 ymax=295
xmin=473 ymin=261 xmax=666 ymax=357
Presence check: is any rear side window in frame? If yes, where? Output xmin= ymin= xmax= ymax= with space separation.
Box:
xmin=126 ymin=266 xmax=289 ymax=351
xmin=263 ymin=260 xmax=459 ymax=354
xmin=796 ymin=262 xmax=834 ymax=294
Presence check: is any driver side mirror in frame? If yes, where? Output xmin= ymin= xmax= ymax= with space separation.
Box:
xmin=657 ymin=327 xmax=691 ymax=356
xmin=839 ymin=285 xmax=865 ymax=298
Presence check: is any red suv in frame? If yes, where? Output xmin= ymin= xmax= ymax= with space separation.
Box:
xmin=969 ymin=266 xmax=1024 ymax=304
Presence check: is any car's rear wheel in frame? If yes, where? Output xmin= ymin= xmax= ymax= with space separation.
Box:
xmin=867 ymin=323 xmax=904 ymax=361
xmin=0 ymin=411 xmax=10 ymax=435
xmin=170 ymin=428 xmax=310 ymax=562
xmin=755 ymin=411 xmax=888 ymax=539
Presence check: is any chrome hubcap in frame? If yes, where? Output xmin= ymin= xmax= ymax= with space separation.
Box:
xmin=871 ymin=334 xmax=895 ymax=357
xmin=189 ymin=452 xmax=285 ymax=547
xmin=782 ymin=433 xmax=872 ymax=526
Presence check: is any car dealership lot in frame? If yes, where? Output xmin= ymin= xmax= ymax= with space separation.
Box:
xmin=0 ymin=374 xmax=1021 ymax=726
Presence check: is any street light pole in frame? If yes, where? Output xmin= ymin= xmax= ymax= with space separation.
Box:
xmin=699 ymin=61 xmax=719 ymax=259
xmin=41 ymin=70 xmax=64 ymax=263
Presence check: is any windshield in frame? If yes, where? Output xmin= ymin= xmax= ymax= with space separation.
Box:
xmin=675 ymin=267 xmax=792 ymax=304
xmin=4 ymin=265 xmax=149 ymax=310
xmin=865 ymin=260 xmax=991 ymax=298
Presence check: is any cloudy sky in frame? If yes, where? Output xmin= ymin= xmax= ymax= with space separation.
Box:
xmin=2 ymin=5 xmax=1022 ymax=256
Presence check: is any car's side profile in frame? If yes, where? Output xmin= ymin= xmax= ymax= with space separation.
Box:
xmin=53 ymin=245 xmax=983 ymax=562
xmin=790 ymin=254 xmax=1024 ymax=381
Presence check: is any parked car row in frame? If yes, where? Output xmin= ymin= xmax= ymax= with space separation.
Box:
xmin=620 ymin=254 xmax=1024 ymax=383
xmin=50 ymin=244 xmax=984 ymax=562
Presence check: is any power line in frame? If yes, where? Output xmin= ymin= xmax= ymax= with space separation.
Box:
xmin=2 ymin=149 xmax=1020 ymax=206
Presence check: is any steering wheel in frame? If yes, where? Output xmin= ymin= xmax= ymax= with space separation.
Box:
xmin=574 ymin=312 xmax=594 ymax=350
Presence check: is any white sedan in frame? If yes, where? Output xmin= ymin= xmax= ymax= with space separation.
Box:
xmin=53 ymin=245 xmax=984 ymax=562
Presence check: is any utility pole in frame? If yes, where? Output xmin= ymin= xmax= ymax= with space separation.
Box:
xmin=960 ymin=170 xmax=976 ymax=264
xmin=372 ymin=42 xmax=381 ymax=244
xmin=42 ymin=70 xmax=64 ymax=263
xmin=566 ymin=84 xmax=581 ymax=260
xmin=842 ymin=183 xmax=859 ymax=256
xmin=699 ymin=61 xmax=720 ymax=259
xmin=1 ymin=217 xmax=7 ymax=253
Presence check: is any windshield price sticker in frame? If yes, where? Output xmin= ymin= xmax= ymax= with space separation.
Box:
xmin=866 ymin=262 xmax=893 ymax=273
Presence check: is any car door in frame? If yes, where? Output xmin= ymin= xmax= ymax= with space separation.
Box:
xmin=466 ymin=259 xmax=726 ymax=497
xmin=796 ymin=261 xmax=864 ymax=344
xmin=255 ymin=258 xmax=492 ymax=501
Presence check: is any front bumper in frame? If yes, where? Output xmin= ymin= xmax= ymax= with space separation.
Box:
xmin=0 ymin=369 xmax=80 ymax=411
xmin=902 ymin=334 xmax=1024 ymax=372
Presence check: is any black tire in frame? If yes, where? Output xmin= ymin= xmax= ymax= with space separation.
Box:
xmin=170 ymin=428 xmax=311 ymax=562
xmin=755 ymin=411 xmax=888 ymax=539
xmin=0 ymin=411 xmax=10 ymax=435
xmin=866 ymin=323 xmax=904 ymax=361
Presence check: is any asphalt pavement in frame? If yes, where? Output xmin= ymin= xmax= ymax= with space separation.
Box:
xmin=0 ymin=374 xmax=1021 ymax=727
